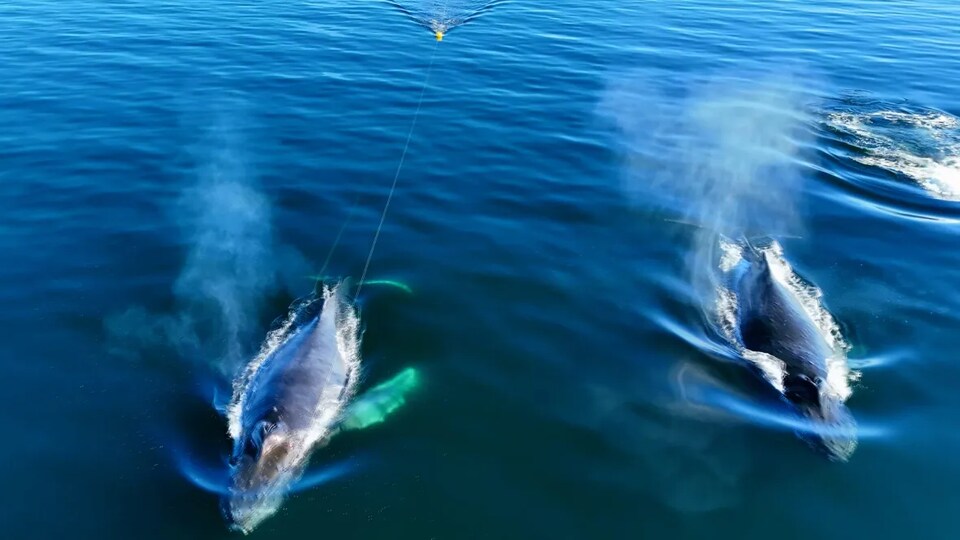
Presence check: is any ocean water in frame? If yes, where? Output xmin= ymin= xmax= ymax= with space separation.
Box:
xmin=2 ymin=0 xmax=960 ymax=538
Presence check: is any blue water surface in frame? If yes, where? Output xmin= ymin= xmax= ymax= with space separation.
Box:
xmin=2 ymin=0 xmax=960 ymax=538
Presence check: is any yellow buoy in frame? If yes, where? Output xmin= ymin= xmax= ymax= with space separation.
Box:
xmin=435 ymin=31 xmax=444 ymax=41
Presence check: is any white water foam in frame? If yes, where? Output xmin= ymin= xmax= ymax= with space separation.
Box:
xmin=714 ymin=239 xmax=858 ymax=402
xmin=827 ymin=109 xmax=960 ymax=201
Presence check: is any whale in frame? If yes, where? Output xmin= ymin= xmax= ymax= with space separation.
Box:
xmin=222 ymin=283 xmax=360 ymax=534
xmin=721 ymin=238 xmax=857 ymax=460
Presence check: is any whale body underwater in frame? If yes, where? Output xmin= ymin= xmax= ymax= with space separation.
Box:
xmin=223 ymin=283 xmax=361 ymax=533
xmin=716 ymin=238 xmax=858 ymax=461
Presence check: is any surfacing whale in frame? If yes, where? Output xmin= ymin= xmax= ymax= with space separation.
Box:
xmin=222 ymin=283 xmax=360 ymax=533
xmin=716 ymin=237 xmax=858 ymax=461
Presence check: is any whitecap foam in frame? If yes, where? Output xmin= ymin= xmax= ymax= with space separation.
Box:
xmin=717 ymin=238 xmax=743 ymax=273
xmin=872 ymin=110 xmax=958 ymax=131
xmin=859 ymin=154 xmax=960 ymax=200
xmin=827 ymin=108 xmax=960 ymax=201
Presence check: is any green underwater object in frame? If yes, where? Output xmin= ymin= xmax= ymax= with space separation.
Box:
xmin=306 ymin=276 xmax=413 ymax=295
xmin=359 ymin=279 xmax=413 ymax=294
xmin=341 ymin=367 xmax=421 ymax=431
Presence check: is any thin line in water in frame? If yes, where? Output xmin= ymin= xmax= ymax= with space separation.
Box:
xmin=356 ymin=41 xmax=441 ymax=301
xmin=317 ymin=193 xmax=361 ymax=280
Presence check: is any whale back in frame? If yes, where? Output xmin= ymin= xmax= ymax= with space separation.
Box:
xmin=735 ymin=246 xmax=830 ymax=377
xmin=223 ymin=284 xmax=361 ymax=533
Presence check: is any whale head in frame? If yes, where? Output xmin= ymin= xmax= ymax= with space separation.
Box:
xmin=783 ymin=374 xmax=857 ymax=461
xmin=784 ymin=373 xmax=820 ymax=412
xmin=222 ymin=419 xmax=305 ymax=534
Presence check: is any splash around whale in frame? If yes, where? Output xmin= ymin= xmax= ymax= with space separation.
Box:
xmin=223 ymin=283 xmax=361 ymax=533
xmin=711 ymin=237 xmax=860 ymax=461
